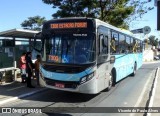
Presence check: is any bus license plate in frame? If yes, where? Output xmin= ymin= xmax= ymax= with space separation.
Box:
xmin=55 ymin=83 xmax=65 ymax=88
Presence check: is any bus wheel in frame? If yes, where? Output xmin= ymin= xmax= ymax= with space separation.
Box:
xmin=107 ymin=69 xmax=116 ymax=91
xmin=107 ymin=74 xmax=113 ymax=91
xmin=131 ymin=63 xmax=137 ymax=76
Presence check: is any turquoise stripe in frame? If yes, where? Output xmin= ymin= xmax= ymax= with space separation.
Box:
xmin=40 ymin=65 xmax=94 ymax=81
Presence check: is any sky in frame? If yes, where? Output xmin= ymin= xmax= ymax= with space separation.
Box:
xmin=0 ymin=0 xmax=159 ymax=39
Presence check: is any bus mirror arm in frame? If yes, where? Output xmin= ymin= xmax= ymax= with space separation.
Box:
xmin=34 ymin=32 xmax=42 ymax=39
xmin=33 ymin=32 xmax=43 ymax=53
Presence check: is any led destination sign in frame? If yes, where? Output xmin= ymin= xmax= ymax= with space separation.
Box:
xmin=50 ymin=22 xmax=87 ymax=29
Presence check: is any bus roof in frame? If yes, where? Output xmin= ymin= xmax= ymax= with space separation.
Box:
xmin=95 ymin=19 xmax=141 ymax=40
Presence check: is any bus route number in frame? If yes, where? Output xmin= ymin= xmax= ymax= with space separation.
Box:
xmin=48 ymin=55 xmax=59 ymax=62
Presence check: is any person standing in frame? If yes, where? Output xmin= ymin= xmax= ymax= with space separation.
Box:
xmin=35 ymin=55 xmax=41 ymax=86
xmin=19 ymin=52 xmax=26 ymax=83
xmin=26 ymin=52 xmax=35 ymax=88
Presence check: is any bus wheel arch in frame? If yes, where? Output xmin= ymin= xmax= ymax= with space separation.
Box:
xmin=107 ymin=68 xmax=116 ymax=91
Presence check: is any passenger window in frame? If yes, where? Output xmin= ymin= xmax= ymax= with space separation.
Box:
xmin=119 ymin=34 xmax=126 ymax=53
xmin=126 ymin=36 xmax=131 ymax=53
xmin=133 ymin=39 xmax=138 ymax=53
xmin=140 ymin=41 xmax=143 ymax=52
xmin=137 ymin=40 xmax=141 ymax=52
xmin=130 ymin=38 xmax=133 ymax=53
xmin=111 ymin=31 xmax=118 ymax=54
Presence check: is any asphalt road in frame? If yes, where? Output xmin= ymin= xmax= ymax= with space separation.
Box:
xmin=1 ymin=62 xmax=160 ymax=116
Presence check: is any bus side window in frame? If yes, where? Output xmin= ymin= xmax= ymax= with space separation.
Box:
xmin=140 ymin=41 xmax=143 ymax=52
xmin=137 ymin=40 xmax=141 ymax=52
xmin=119 ymin=34 xmax=126 ymax=53
xmin=133 ymin=39 xmax=138 ymax=53
xmin=111 ymin=31 xmax=118 ymax=54
xmin=130 ymin=38 xmax=133 ymax=53
xmin=126 ymin=36 xmax=131 ymax=53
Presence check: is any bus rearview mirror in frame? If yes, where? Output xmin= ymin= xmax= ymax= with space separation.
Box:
xmin=110 ymin=56 xmax=115 ymax=63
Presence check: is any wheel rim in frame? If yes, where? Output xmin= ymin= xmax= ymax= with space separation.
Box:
xmin=134 ymin=64 xmax=136 ymax=74
xmin=109 ymin=75 xmax=113 ymax=88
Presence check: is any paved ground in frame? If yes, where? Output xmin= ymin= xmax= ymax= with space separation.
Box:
xmin=0 ymin=61 xmax=159 ymax=116
xmin=0 ymin=77 xmax=46 ymax=106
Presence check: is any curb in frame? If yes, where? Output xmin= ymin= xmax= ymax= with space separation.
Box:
xmin=0 ymin=88 xmax=47 ymax=106
xmin=146 ymin=67 xmax=159 ymax=116
xmin=143 ymin=61 xmax=160 ymax=64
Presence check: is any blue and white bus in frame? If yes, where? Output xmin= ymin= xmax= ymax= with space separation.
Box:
xmin=35 ymin=17 xmax=143 ymax=94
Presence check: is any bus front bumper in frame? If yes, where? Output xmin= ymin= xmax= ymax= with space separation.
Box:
xmin=39 ymin=75 xmax=98 ymax=94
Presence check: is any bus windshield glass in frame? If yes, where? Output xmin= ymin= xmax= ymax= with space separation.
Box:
xmin=45 ymin=34 xmax=96 ymax=64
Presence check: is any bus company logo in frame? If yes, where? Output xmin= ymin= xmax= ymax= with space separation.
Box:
xmin=2 ymin=108 xmax=11 ymax=113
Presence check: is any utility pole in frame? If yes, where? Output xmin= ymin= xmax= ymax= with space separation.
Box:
xmin=155 ymin=0 xmax=160 ymax=30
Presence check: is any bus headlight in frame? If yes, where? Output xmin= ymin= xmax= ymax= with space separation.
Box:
xmin=80 ymin=72 xmax=95 ymax=84
xmin=80 ymin=76 xmax=87 ymax=84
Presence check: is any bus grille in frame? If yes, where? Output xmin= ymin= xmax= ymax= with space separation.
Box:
xmin=45 ymin=77 xmax=79 ymax=89
xmin=42 ymin=65 xmax=83 ymax=74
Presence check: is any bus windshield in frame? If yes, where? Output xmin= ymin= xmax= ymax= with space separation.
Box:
xmin=45 ymin=34 xmax=96 ymax=64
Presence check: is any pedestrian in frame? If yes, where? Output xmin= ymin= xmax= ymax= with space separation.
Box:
xmin=25 ymin=52 xmax=35 ymax=88
xmin=35 ymin=55 xmax=41 ymax=86
xmin=19 ymin=52 xmax=26 ymax=83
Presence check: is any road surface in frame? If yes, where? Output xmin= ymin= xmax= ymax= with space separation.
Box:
xmin=1 ymin=62 xmax=160 ymax=116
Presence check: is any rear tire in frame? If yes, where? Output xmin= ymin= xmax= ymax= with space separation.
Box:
xmin=131 ymin=63 xmax=137 ymax=76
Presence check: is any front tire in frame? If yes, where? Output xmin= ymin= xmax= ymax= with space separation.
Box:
xmin=107 ymin=69 xmax=116 ymax=91
xmin=107 ymin=74 xmax=113 ymax=91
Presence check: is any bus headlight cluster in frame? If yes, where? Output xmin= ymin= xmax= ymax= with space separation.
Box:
xmin=80 ymin=72 xmax=95 ymax=84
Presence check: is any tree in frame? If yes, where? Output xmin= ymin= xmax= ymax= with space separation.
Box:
xmin=155 ymin=38 xmax=159 ymax=47
xmin=21 ymin=16 xmax=46 ymax=31
xmin=42 ymin=0 xmax=154 ymax=29
xmin=148 ymin=35 xmax=158 ymax=47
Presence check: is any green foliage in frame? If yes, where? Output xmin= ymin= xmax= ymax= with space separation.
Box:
xmin=128 ymin=0 xmax=154 ymax=25
xmin=21 ymin=16 xmax=46 ymax=31
xmin=155 ymin=38 xmax=159 ymax=47
xmin=149 ymin=35 xmax=158 ymax=47
xmin=42 ymin=0 xmax=154 ymax=29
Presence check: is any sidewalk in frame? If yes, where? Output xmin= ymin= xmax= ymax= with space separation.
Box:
xmin=149 ymin=67 xmax=160 ymax=116
xmin=152 ymin=68 xmax=160 ymax=107
xmin=0 ymin=77 xmax=46 ymax=106
xmin=143 ymin=60 xmax=160 ymax=64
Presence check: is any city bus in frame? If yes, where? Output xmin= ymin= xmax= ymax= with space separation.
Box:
xmin=35 ymin=17 xmax=143 ymax=94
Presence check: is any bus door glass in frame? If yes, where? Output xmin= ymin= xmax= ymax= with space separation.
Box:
xmin=97 ymin=26 xmax=109 ymax=64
